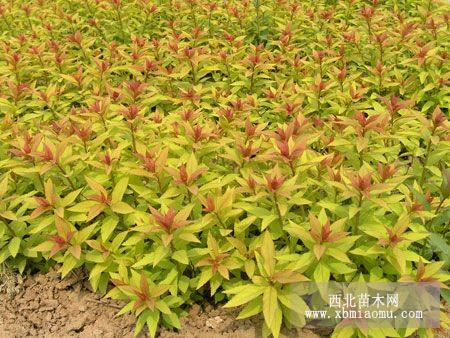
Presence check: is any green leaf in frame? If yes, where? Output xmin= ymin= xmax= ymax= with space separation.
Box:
xmin=9 ymin=237 xmax=21 ymax=258
xmin=153 ymin=245 xmax=169 ymax=267
xmin=428 ymin=233 xmax=450 ymax=267
xmin=134 ymin=309 xmax=150 ymax=336
xmin=235 ymin=203 xmax=272 ymax=218
xmin=29 ymin=215 xmax=53 ymax=234
xmin=331 ymin=327 xmax=355 ymax=338
xmin=244 ymin=259 xmax=256 ymax=278
xmin=423 ymin=261 xmax=445 ymax=279
xmin=68 ymin=200 xmax=98 ymax=213
xmin=314 ymin=262 xmax=330 ymax=299
xmin=112 ymin=177 xmax=129 ymax=203
xmin=0 ymin=247 xmax=10 ymax=264
xmin=313 ymin=262 xmax=330 ymax=282
xmin=146 ymin=310 xmax=160 ymax=338
xmin=261 ymin=231 xmax=275 ymax=276
xmin=110 ymin=201 xmax=134 ymax=214
xmin=61 ymin=189 xmax=82 ymax=207
xmin=0 ymin=176 xmax=9 ymax=197
xmin=236 ymin=297 xmax=263 ymax=319
xmin=117 ymin=300 xmax=135 ymax=316
xmin=224 ymin=284 xmax=264 ymax=308
xmin=101 ymin=215 xmax=119 ymax=241
xmin=76 ymin=222 xmax=98 ymax=243
xmin=313 ymin=244 xmax=326 ymax=261
xmin=32 ymin=241 xmax=54 ymax=252
xmin=177 ymin=232 xmax=200 ymax=243
xmin=326 ymin=247 xmax=351 ymax=263
xmin=163 ymin=312 xmax=181 ymax=329
xmin=262 ymin=286 xmax=279 ymax=336
xmin=196 ymin=267 xmax=213 ymax=289
xmin=285 ymin=252 xmax=314 ymax=272
xmin=289 ymin=193 xmax=312 ymax=206
xmin=172 ymin=250 xmax=189 ymax=265
xmin=271 ymin=308 xmax=282 ymax=338
xmin=156 ymin=300 xmax=171 ymax=314
xmin=278 ymin=292 xmax=308 ymax=313
xmin=286 ymin=221 xmax=313 ymax=246
xmin=133 ymin=253 xmax=154 ymax=268
xmin=59 ymin=255 xmax=78 ymax=278
xmin=85 ymin=176 xmax=108 ymax=196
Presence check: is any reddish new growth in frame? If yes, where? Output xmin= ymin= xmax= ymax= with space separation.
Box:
xmin=265 ymin=172 xmax=284 ymax=192
xmin=378 ymin=226 xmax=406 ymax=248
xmin=311 ymin=218 xmax=348 ymax=244
xmin=379 ymin=95 xmax=411 ymax=118
xmin=121 ymin=104 xmax=140 ymax=121
xmin=201 ymin=194 xmax=216 ymax=213
xmin=377 ymin=163 xmax=396 ymax=181
xmin=149 ymin=206 xmax=189 ymax=234
xmin=88 ymin=190 xmax=111 ymax=206
xmin=350 ymin=172 xmax=372 ymax=197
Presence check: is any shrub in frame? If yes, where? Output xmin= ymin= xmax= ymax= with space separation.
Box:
xmin=0 ymin=0 xmax=449 ymax=337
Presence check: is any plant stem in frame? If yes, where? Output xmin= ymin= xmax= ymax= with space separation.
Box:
xmin=187 ymin=188 xmax=192 ymax=203
xmin=352 ymin=194 xmax=363 ymax=235
xmin=155 ymin=175 xmax=163 ymax=194
xmin=379 ymin=43 xmax=383 ymax=64
xmin=115 ymin=6 xmax=126 ymax=41
xmin=254 ymin=0 xmax=261 ymax=43
xmin=273 ymin=192 xmax=283 ymax=225
xmin=32 ymin=159 xmax=45 ymax=191
xmin=129 ymin=123 xmax=137 ymax=153
xmin=80 ymin=46 xmax=89 ymax=62
xmin=56 ymin=162 xmax=76 ymax=191
xmin=249 ymin=64 xmax=256 ymax=93
xmin=214 ymin=212 xmax=225 ymax=227
xmin=419 ymin=131 xmax=434 ymax=186
xmin=378 ymin=73 xmax=383 ymax=93
xmin=0 ymin=215 xmax=16 ymax=237
xmin=99 ymin=114 xmax=107 ymax=132
xmin=435 ymin=197 xmax=446 ymax=215
xmin=141 ymin=12 xmax=149 ymax=36
xmin=289 ymin=161 xmax=295 ymax=177
xmin=208 ymin=12 xmax=213 ymax=37
xmin=366 ymin=20 xmax=372 ymax=37
xmin=189 ymin=60 xmax=197 ymax=85
xmin=190 ymin=3 xmax=198 ymax=27
xmin=317 ymin=89 xmax=321 ymax=112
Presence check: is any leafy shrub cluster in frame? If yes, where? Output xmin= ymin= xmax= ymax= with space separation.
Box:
xmin=0 ymin=0 xmax=449 ymax=337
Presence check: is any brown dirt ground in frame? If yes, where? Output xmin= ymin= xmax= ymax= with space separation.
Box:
xmin=0 ymin=266 xmax=139 ymax=338
xmin=1 ymin=267 xmax=447 ymax=338
xmin=0 ymin=266 xmax=325 ymax=338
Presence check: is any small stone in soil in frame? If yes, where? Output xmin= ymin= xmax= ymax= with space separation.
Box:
xmin=65 ymin=314 xmax=87 ymax=333
xmin=205 ymin=316 xmax=223 ymax=329
xmin=189 ymin=304 xmax=201 ymax=317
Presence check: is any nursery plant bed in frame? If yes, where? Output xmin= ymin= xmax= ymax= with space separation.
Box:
xmin=0 ymin=0 xmax=449 ymax=337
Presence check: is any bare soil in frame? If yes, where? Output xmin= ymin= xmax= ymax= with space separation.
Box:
xmin=0 ymin=267 xmax=324 ymax=338
xmin=0 ymin=266 xmax=138 ymax=338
